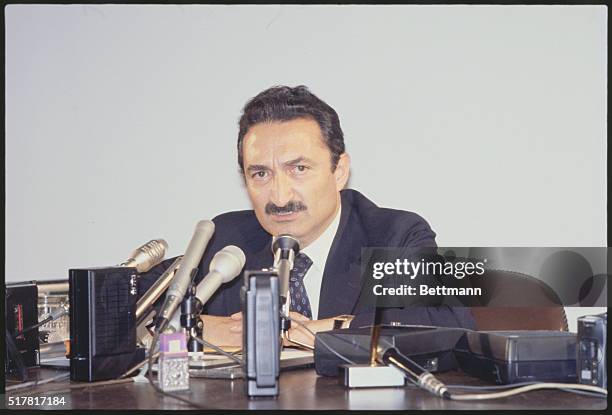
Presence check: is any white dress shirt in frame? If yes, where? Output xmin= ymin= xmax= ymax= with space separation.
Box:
xmin=298 ymin=205 xmax=342 ymax=320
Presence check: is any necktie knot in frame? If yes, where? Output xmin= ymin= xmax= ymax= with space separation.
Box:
xmin=290 ymin=253 xmax=312 ymax=281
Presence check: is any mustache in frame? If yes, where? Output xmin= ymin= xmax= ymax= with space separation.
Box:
xmin=265 ymin=201 xmax=308 ymax=215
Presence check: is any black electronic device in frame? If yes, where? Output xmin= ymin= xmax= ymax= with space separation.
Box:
xmin=454 ymin=330 xmax=577 ymax=384
xmin=314 ymin=326 xmax=467 ymax=377
xmin=5 ymin=281 xmax=40 ymax=379
xmin=577 ymin=312 xmax=606 ymax=387
xmin=69 ymin=267 xmax=145 ymax=382
xmin=241 ymin=269 xmax=280 ymax=397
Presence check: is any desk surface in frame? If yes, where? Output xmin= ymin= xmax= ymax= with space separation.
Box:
xmin=5 ymin=367 xmax=607 ymax=411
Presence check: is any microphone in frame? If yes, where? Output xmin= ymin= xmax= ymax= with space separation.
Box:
xmin=156 ymin=220 xmax=215 ymax=332
xmin=195 ymin=245 xmax=246 ymax=305
xmin=120 ymin=239 xmax=168 ymax=273
xmin=165 ymin=245 xmax=245 ymax=334
xmin=136 ymin=256 xmax=182 ymax=322
xmin=271 ymin=235 xmax=300 ymax=303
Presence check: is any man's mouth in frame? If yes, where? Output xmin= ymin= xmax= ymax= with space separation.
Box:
xmin=270 ymin=210 xmax=301 ymax=221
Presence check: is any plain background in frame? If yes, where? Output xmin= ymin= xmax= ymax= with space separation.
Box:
xmin=5 ymin=5 xmax=607 ymax=330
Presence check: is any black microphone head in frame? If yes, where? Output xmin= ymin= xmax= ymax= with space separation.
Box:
xmin=272 ymin=235 xmax=300 ymax=302
xmin=271 ymin=234 xmax=300 ymax=255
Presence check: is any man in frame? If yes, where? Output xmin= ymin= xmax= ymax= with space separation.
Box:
xmin=142 ymin=85 xmax=475 ymax=347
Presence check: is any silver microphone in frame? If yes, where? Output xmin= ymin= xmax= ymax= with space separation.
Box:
xmin=156 ymin=220 xmax=215 ymax=332
xmin=136 ymin=256 xmax=182 ymax=322
xmin=120 ymin=239 xmax=169 ymax=273
xmin=195 ymin=245 xmax=246 ymax=305
xmin=271 ymin=235 xmax=300 ymax=303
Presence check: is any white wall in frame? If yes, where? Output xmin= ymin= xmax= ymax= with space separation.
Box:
xmin=5 ymin=5 xmax=607 ymax=329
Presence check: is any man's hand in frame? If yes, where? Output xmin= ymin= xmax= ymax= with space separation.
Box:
xmin=284 ymin=312 xmax=335 ymax=348
xmin=200 ymin=311 xmax=338 ymax=349
xmin=200 ymin=312 xmax=243 ymax=347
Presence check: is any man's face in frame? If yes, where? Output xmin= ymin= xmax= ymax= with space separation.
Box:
xmin=242 ymin=118 xmax=350 ymax=248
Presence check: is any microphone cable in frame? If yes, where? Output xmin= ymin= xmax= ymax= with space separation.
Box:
xmin=447 ymin=382 xmax=607 ymax=401
xmin=5 ymin=372 xmax=71 ymax=393
xmin=191 ymin=334 xmax=242 ymax=364
xmin=13 ymin=308 xmax=69 ymax=339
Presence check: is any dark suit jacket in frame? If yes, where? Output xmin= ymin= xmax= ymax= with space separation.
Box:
xmin=140 ymin=189 xmax=475 ymax=329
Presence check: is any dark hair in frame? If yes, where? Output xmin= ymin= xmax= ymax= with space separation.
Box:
xmin=237 ymin=85 xmax=345 ymax=173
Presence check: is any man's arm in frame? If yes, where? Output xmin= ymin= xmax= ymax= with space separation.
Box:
xmin=199 ymin=311 xmax=344 ymax=348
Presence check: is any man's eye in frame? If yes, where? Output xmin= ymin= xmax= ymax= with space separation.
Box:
xmin=292 ymin=165 xmax=309 ymax=174
xmin=251 ymin=171 xmax=268 ymax=179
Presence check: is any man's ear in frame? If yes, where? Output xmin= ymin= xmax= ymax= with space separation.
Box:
xmin=334 ymin=153 xmax=351 ymax=191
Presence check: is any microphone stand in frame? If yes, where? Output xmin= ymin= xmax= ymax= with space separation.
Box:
xmin=180 ymin=283 xmax=204 ymax=353
xmin=271 ymin=235 xmax=311 ymax=349
xmin=279 ymin=300 xmax=291 ymax=350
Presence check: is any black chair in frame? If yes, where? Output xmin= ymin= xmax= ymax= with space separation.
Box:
xmin=468 ymin=269 xmax=568 ymax=331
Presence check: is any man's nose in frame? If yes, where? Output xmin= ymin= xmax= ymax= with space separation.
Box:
xmin=270 ymin=173 xmax=294 ymax=208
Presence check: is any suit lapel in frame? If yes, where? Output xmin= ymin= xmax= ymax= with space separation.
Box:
xmin=317 ymin=191 xmax=369 ymax=319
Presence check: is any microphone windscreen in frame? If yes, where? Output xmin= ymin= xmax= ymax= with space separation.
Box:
xmin=210 ymin=245 xmax=246 ymax=283
xmin=123 ymin=239 xmax=168 ymax=273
